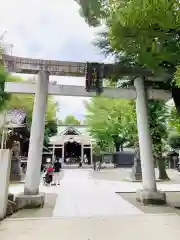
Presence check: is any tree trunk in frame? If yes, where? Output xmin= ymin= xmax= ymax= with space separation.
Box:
xmin=115 ymin=142 xmax=120 ymax=152
xmin=156 ymin=156 xmax=170 ymax=180
xmin=155 ymin=144 xmax=170 ymax=180
xmin=120 ymin=145 xmax=123 ymax=152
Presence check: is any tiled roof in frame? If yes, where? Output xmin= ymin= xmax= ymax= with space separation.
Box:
xmin=50 ymin=134 xmax=91 ymax=145
xmin=58 ymin=125 xmax=90 ymax=136
xmin=50 ymin=124 xmax=95 ymax=144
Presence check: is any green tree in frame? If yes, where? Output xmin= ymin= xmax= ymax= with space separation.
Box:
xmin=77 ymin=0 xmax=180 ymax=81
xmin=107 ymin=0 xmax=180 ymax=75
xmin=98 ymin=34 xmax=170 ymax=179
xmin=148 ymin=100 xmax=169 ymax=179
xmin=0 ymin=32 xmax=12 ymax=112
xmin=78 ymin=0 xmax=172 ymax=179
xmin=0 ymin=67 xmax=10 ymax=112
xmin=85 ymin=97 xmax=137 ymax=152
xmin=168 ymin=133 xmax=180 ymax=150
xmin=62 ymin=115 xmax=80 ymax=125
xmin=75 ymin=0 xmax=106 ymax=27
xmin=75 ymin=0 xmax=105 ymax=27
xmin=43 ymin=120 xmax=58 ymax=147
xmin=57 ymin=119 xmax=63 ymax=125
xmin=169 ymin=106 xmax=180 ymax=132
xmin=4 ymin=75 xmax=58 ymax=147
xmin=0 ymin=67 xmax=10 ymax=142
xmin=5 ymin=75 xmax=57 ymax=125
xmin=168 ymin=105 xmax=180 ymax=150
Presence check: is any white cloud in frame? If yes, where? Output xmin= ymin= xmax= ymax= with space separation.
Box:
xmin=0 ymin=0 xmax=97 ymax=58
xmin=0 ymin=0 xmax=104 ymax=121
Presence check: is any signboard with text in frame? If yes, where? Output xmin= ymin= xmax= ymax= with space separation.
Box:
xmin=85 ymin=62 xmax=104 ymax=93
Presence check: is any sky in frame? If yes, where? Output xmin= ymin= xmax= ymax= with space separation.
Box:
xmin=0 ymin=0 xmax=109 ymax=122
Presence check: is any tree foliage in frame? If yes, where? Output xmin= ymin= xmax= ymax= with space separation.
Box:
xmin=84 ymin=97 xmax=137 ymax=151
xmin=77 ymin=0 xmax=180 ymax=80
xmin=0 ymin=73 xmax=58 ymax=147
xmin=108 ymin=0 xmax=180 ymax=74
xmin=0 ymin=67 xmax=10 ymax=111
xmin=77 ymin=0 xmax=173 ymax=179
xmin=148 ymin=100 xmax=169 ymax=141
xmin=4 ymin=75 xmax=57 ymax=125
xmin=148 ymin=100 xmax=170 ymax=179
xmin=168 ymin=133 xmax=180 ymax=150
xmin=168 ymin=105 xmax=180 ymax=150
xmin=75 ymin=0 xmax=106 ymax=27
xmin=62 ymin=115 xmax=80 ymax=125
xmin=43 ymin=120 xmax=58 ymax=147
xmin=169 ymin=105 xmax=180 ymax=128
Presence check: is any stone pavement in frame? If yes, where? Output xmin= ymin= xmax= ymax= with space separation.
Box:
xmin=53 ymin=169 xmax=142 ymax=217
xmin=1 ymin=214 xmax=180 ymax=240
xmin=90 ymin=167 xmax=180 ymax=184
xmin=2 ymin=169 xmax=180 ymax=239
xmin=9 ymin=169 xmax=180 ymax=196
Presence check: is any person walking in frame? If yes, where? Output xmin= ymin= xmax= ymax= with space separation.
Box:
xmin=96 ymin=160 xmax=101 ymax=171
xmin=93 ymin=161 xmax=96 ymax=171
xmin=53 ymin=158 xmax=62 ymax=186
xmin=84 ymin=154 xmax=88 ymax=164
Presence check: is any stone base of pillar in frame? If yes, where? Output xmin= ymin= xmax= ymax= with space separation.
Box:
xmin=10 ymin=157 xmax=22 ymax=182
xmin=136 ymin=189 xmax=166 ymax=205
xmin=130 ymin=158 xmax=142 ymax=181
xmin=130 ymin=173 xmax=142 ymax=182
xmin=15 ymin=192 xmax=45 ymax=210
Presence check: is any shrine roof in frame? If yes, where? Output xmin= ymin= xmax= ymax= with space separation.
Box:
xmin=57 ymin=124 xmax=90 ymax=136
xmin=50 ymin=124 xmax=95 ymax=145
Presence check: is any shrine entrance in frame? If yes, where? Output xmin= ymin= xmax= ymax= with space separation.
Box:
xmin=49 ymin=125 xmax=93 ymax=165
xmin=64 ymin=141 xmax=81 ymax=164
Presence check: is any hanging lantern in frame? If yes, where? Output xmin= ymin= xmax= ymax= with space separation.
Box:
xmin=85 ymin=62 xmax=104 ymax=94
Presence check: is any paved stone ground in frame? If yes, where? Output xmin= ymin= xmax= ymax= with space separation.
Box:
xmin=52 ymin=169 xmax=142 ymax=217
xmin=1 ymin=215 xmax=180 ymax=240
xmin=90 ymin=168 xmax=180 ymax=183
xmin=118 ymin=192 xmax=180 ymax=215
xmin=10 ymin=193 xmax=57 ymax=218
xmin=7 ymin=168 xmax=180 ymax=218
xmin=1 ymin=168 xmax=180 ymax=239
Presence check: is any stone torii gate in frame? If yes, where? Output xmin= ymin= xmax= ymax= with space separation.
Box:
xmin=3 ymin=54 xmax=171 ymax=208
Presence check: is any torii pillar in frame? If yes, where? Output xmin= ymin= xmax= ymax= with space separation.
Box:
xmin=15 ymin=71 xmax=49 ymax=209
xmin=134 ymin=77 xmax=166 ymax=205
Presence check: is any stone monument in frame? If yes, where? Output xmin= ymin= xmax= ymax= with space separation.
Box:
xmin=130 ymin=145 xmax=142 ymax=181
xmin=10 ymin=141 xmax=21 ymax=181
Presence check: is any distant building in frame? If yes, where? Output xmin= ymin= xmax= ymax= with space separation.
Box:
xmin=0 ymin=109 xmax=30 ymax=156
xmin=49 ymin=124 xmax=94 ymax=164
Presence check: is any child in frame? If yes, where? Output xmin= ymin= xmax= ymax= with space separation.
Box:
xmin=45 ymin=164 xmax=54 ymax=186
